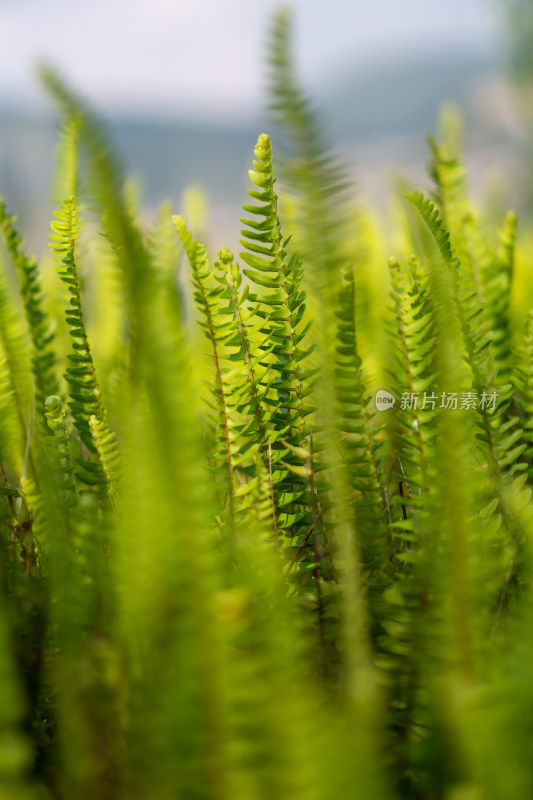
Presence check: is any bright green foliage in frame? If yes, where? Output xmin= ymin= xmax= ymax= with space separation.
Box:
xmin=49 ymin=196 xmax=113 ymax=502
xmin=39 ymin=64 xmax=153 ymax=387
xmin=387 ymin=255 xmax=437 ymax=496
xmin=43 ymin=395 xmax=78 ymax=517
xmin=407 ymin=190 xmax=526 ymax=580
xmin=239 ymin=135 xmax=339 ymax=668
xmin=2 ymin=37 xmax=533 ymax=800
xmin=239 ymin=134 xmax=317 ymax=523
xmin=176 ymin=137 xmax=336 ymax=668
xmin=53 ymin=115 xmax=79 ymax=203
xmin=0 ymin=200 xmax=59 ymax=414
xmin=516 ymin=311 xmax=533 ymax=483
xmin=0 ymin=574 xmax=35 ymax=800
xmin=50 ymin=197 xmax=102 ymax=451
xmin=174 ymin=215 xmax=241 ymax=536
xmin=88 ymin=415 xmax=121 ymax=510
xmin=267 ymin=7 xmax=352 ymax=296
xmin=335 ymin=265 xmax=392 ymax=626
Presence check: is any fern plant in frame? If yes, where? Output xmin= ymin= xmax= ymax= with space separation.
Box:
xmin=2 ymin=19 xmax=533 ymax=800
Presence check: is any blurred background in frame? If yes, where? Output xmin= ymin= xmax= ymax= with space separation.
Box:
xmin=0 ymin=0 xmax=531 ymax=251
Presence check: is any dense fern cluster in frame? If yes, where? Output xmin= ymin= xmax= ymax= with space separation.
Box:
xmin=2 ymin=12 xmax=533 ymax=800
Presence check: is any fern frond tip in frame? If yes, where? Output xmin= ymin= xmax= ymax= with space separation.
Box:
xmin=44 ymin=395 xmax=62 ymax=415
xmin=255 ymin=133 xmax=272 ymax=161
xmin=218 ymin=247 xmax=233 ymax=264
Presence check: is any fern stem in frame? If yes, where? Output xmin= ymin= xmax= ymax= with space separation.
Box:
xmin=196 ymin=275 xmax=236 ymax=539
xmin=309 ymin=433 xmax=327 ymax=676
xmin=221 ymin=249 xmax=279 ymax=532
xmin=389 ymin=260 xmax=430 ymax=494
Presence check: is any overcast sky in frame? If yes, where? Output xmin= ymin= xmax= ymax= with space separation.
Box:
xmin=0 ymin=0 xmax=503 ymax=121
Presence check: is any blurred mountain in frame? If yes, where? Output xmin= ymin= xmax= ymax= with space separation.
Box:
xmin=0 ymin=47 xmax=527 ymax=252
xmin=319 ymin=50 xmax=500 ymax=141
xmin=0 ymin=107 xmax=260 ymax=253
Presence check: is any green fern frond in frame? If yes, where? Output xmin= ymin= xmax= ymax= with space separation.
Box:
xmin=0 ymin=200 xmax=58 ymax=416
xmin=19 ymin=475 xmax=47 ymax=549
xmin=515 ymin=310 xmax=533 ymax=484
xmin=267 ymin=7 xmax=351 ymax=294
xmin=148 ymin=202 xmax=184 ymax=327
xmin=335 ymin=265 xmax=393 ymax=611
xmin=0 ymin=569 xmax=36 ymax=799
xmin=387 ymin=255 xmax=437 ymax=500
xmin=40 ymin=66 xmax=153 ymax=382
xmin=0 ymin=345 xmax=26 ymax=479
xmin=483 ymin=210 xmax=517 ymax=379
xmin=375 ymin=257 xmax=443 ymax=748
xmin=217 ymin=249 xmax=270 ymax=459
xmin=239 ymin=133 xmax=339 ymax=675
xmin=406 ymin=190 xmax=456 ymax=266
xmin=39 ymin=65 xmax=149 ymax=286
xmin=240 ymin=134 xmax=315 ymax=443
xmin=407 ymin=189 xmax=527 ymax=627
xmin=43 ymin=395 xmax=77 ymax=516
xmin=407 ymin=190 xmax=519 ymax=472
xmin=174 ymin=216 xmax=240 ymax=537
xmin=0 ymin=263 xmax=35 ymax=487
xmin=267 ymin=11 xmax=362 ymax=592
xmin=427 ymin=106 xmax=469 ymax=234
xmin=240 ymin=135 xmax=318 ymax=543
xmin=53 ymin=114 xmax=80 ymax=203
xmin=89 ymin=415 xmax=121 ymax=511
xmin=50 ymin=196 xmax=102 ymax=451
xmin=427 ymin=120 xmax=517 ymax=391
xmin=49 ymin=196 xmax=114 ymax=506
xmin=216 ymin=247 xmax=281 ymax=535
